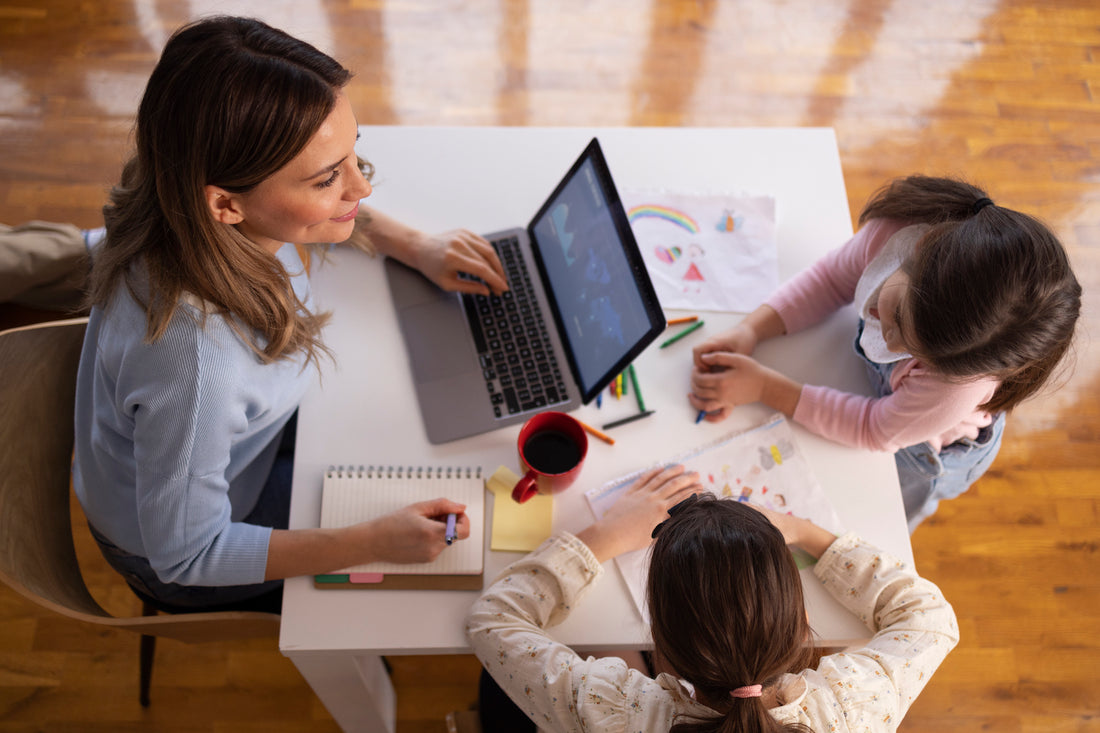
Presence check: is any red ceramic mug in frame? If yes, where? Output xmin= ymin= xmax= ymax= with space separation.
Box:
xmin=512 ymin=411 xmax=589 ymax=503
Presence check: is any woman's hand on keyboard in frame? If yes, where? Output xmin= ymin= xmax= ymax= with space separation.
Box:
xmin=416 ymin=229 xmax=509 ymax=296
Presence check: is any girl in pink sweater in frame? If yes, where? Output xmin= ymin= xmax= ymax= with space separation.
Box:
xmin=689 ymin=176 xmax=1081 ymax=530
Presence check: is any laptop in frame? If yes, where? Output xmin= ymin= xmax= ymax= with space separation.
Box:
xmin=385 ymin=138 xmax=665 ymax=444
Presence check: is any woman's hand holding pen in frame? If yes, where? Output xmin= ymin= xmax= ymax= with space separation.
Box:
xmin=265 ymin=498 xmax=469 ymax=580
xmin=413 ymin=229 xmax=509 ymax=296
xmin=575 ymin=465 xmax=702 ymax=563
xmin=359 ymin=498 xmax=471 ymax=564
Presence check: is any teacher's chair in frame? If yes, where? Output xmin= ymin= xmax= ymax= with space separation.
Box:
xmin=0 ymin=318 xmax=281 ymax=706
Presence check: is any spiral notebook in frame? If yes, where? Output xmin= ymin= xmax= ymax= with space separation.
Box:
xmin=314 ymin=465 xmax=485 ymax=590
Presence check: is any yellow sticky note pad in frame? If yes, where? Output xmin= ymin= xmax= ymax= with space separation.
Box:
xmin=486 ymin=466 xmax=553 ymax=552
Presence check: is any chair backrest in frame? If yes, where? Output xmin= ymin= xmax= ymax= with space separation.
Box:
xmin=0 ymin=318 xmax=279 ymax=643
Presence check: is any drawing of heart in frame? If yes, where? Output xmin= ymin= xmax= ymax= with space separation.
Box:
xmin=654 ymin=246 xmax=682 ymax=264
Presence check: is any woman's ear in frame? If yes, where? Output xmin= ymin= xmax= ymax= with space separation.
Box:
xmin=203 ymin=185 xmax=245 ymax=225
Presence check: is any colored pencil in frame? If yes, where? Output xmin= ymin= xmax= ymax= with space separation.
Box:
xmin=667 ymin=315 xmax=699 ymax=326
xmin=628 ymin=363 xmax=645 ymax=412
xmin=577 ymin=419 xmax=615 ymax=445
xmin=659 ymin=320 xmax=705 ymax=348
xmin=602 ymin=410 xmax=656 ymax=430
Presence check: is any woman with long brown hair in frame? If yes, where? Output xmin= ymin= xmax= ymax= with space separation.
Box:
xmin=467 ymin=473 xmax=958 ymax=732
xmin=689 ymin=176 xmax=1081 ymax=530
xmin=73 ymin=16 xmax=506 ymax=612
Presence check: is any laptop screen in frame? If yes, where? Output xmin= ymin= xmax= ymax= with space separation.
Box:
xmin=528 ymin=139 xmax=665 ymax=404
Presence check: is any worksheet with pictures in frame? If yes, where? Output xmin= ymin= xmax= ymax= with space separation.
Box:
xmin=585 ymin=413 xmax=843 ymax=620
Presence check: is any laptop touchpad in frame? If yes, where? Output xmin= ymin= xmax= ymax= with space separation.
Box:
xmin=399 ymin=298 xmax=479 ymax=383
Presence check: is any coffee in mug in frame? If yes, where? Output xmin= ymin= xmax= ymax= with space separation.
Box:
xmin=512 ymin=411 xmax=588 ymax=503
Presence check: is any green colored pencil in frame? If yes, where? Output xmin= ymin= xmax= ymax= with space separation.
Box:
xmin=659 ymin=320 xmax=704 ymax=348
xmin=628 ymin=363 xmax=645 ymax=412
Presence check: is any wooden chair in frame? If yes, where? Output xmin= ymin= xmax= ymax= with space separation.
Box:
xmin=0 ymin=318 xmax=281 ymax=706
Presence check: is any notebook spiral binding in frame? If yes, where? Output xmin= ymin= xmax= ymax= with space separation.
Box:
xmin=325 ymin=465 xmax=484 ymax=480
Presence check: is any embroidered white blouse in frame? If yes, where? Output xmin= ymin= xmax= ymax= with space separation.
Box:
xmin=466 ymin=531 xmax=958 ymax=732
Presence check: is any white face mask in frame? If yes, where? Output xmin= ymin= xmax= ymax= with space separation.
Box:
xmin=860 ymin=315 xmax=910 ymax=364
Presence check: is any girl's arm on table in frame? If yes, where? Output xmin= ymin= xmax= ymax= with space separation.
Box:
xmin=810 ymin=533 xmax=959 ymax=724
xmin=465 ymin=467 xmax=701 ymax=731
xmin=794 ymin=365 xmax=998 ymax=452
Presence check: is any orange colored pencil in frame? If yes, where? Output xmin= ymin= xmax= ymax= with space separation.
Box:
xmin=667 ymin=315 xmax=699 ymax=326
xmin=577 ymin=419 xmax=615 ymax=445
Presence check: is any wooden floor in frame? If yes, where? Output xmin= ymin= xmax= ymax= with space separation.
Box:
xmin=1 ymin=1 xmax=1098 ymax=731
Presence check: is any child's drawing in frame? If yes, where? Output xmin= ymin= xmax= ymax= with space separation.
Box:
xmin=716 ymin=209 xmax=745 ymax=232
xmin=625 ymin=192 xmax=777 ymax=313
xmin=585 ymin=414 xmax=843 ymax=621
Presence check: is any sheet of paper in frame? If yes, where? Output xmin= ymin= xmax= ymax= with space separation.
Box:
xmin=486 ymin=466 xmax=554 ymax=552
xmin=585 ymin=414 xmax=843 ymax=621
xmin=623 ymin=190 xmax=778 ymax=313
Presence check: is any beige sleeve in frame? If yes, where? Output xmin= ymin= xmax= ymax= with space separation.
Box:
xmin=0 ymin=221 xmax=91 ymax=310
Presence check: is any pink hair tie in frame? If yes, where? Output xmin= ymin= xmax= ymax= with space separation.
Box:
xmin=730 ymin=684 xmax=763 ymax=698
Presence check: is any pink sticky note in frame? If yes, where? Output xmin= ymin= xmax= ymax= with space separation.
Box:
xmin=349 ymin=572 xmax=385 ymax=584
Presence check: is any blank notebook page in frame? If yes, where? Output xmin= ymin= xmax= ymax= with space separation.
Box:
xmin=319 ymin=465 xmax=484 ymax=575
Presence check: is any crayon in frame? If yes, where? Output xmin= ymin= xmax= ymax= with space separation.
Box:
xmin=659 ymin=320 xmax=705 ymax=348
xmin=602 ymin=410 xmax=656 ymax=430
xmin=628 ymin=363 xmax=645 ymax=412
xmin=577 ymin=419 xmax=615 ymax=445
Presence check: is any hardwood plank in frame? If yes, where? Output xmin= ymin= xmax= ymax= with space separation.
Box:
xmin=1 ymin=1 xmax=1098 ymax=731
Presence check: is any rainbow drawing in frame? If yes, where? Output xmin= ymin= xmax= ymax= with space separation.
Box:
xmin=627 ymin=204 xmax=700 ymax=233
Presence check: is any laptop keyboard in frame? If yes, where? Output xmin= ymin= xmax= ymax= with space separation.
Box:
xmin=461 ymin=236 xmax=569 ymax=418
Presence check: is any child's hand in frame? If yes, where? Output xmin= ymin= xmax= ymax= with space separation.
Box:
xmin=576 ymin=465 xmax=702 ymax=562
xmin=691 ymin=324 xmax=758 ymax=371
xmin=688 ymin=352 xmax=768 ymax=420
xmin=743 ymin=503 xmax=837 ymax=560
xmin=688 ymin=352 xmax=802 ymax=420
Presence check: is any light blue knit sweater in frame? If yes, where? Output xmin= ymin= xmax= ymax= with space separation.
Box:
xmin=73 ymin=244 xmax=317 ymax=586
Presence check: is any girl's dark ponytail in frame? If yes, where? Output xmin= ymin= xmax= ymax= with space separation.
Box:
xmin=858 ymin=175 xmax=989 ymax=225
xmin=649 ymin=497 xmax=813 ymax=733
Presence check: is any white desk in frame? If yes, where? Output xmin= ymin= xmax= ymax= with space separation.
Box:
xmin=280 ymin=126 xmax=911 ymax=732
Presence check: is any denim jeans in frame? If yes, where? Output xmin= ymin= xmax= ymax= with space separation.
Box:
xmin=854 ymin=324 xmax=1005 ymax=533
xmin=87 ymin=413 xmax=298 ymax=614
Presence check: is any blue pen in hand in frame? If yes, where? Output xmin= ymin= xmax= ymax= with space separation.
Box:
xmin=695 ymin=409 xmax=707 ymax=424
xmin=444 ymin=513 xmax=458 ymax=545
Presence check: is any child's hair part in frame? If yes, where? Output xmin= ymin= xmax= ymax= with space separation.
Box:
xmin=647 ymin=495 xmax=813 ymax=733
xmin=860 ymin=175 xmax=1081 ymax=413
